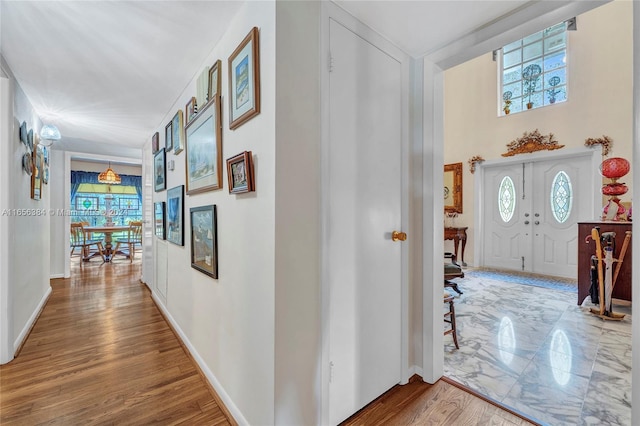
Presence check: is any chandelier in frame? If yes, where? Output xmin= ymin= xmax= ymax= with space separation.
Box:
xmin=98 ymin=163 xmax=121 ymax=185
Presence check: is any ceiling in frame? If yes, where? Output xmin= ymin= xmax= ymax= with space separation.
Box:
xmin=1 ymin=0 xmax=533 ymax=157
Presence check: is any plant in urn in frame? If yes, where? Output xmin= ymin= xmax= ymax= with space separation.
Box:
xmin=600 ymin=157 xmax=630 ymax=220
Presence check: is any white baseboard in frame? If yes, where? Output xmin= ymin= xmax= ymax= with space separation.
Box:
xmin=14 ymin=286 xmax=51 ymax=354
xmin=50 ymin=273 xmax=64 ymax=279
xmin=408 ymin=365 xmax=424 ymax=380
xmin=152 ymin=293 xmax=248 ymax=426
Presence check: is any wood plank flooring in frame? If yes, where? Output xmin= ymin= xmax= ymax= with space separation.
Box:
xmin=0 ymin=259 xmax=234 ymax=425
xmin=2 ymin=257 xmax=538 ymax=425
xmin=341 ymin=376 xmax=538 ymax=426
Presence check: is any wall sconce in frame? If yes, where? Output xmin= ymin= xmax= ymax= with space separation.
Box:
xmin=168 ymin=159 xmax=175 ymax=171
xmin=39 ymin=124 xmax=61 ymax=147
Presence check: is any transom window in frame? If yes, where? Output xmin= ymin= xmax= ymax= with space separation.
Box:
xmin=500 ymin=22 xmax=568 ymax=115
xmin=498 ymin=176 xmax=516 ymax=223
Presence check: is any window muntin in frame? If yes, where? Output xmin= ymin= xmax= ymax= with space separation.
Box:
xmin=498 ymin=176 xmax=516 ymax=223
xmin=550 ymin=171 xmax=572 ymax=223
xmin=71 ymin=186 xmax=142 ymax=226
xmin=500 ymin=22 xmax=568 ymax=115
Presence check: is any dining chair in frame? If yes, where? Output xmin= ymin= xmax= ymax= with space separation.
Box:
xmin=444 ymin=252 xmax=464 ymax=295
xmin=70 ymin=222 xmax=106 ymax=264
xmin=113 ymin=221 xmax=143 ymax=262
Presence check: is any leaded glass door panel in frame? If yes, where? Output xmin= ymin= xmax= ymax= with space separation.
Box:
xmin=531 ymin=156 xmax=592 ymax=278
xmin=482 ymin=163 xmax=530 ymax=272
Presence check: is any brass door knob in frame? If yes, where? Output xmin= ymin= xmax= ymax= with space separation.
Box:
xmin=392 ymin=231 xmax=407 ymax=242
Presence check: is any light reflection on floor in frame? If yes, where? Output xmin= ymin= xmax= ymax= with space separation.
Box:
xmin=444 ymin=271 xmax=631 ymax=426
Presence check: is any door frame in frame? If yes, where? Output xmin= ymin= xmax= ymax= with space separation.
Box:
xmin=62 ymin=152 xmax=142 ymax=278
xmin=319 ymin=2 xmax=411 ymax=424
xmin=421 ymin=0 xmax=620 ymax=387
xmin=474 ymin=147 xmax=602 ymax=270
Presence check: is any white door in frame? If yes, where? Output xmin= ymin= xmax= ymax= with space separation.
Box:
xmin=328 ymin=19 xmax=403 ymax=425
xmin=483 ymin=163 xmax=529 ymax=271
xmin=531 ymin=156 xmax=592 ymax=277
xmin=483 ymin=154 xmax=594 ymax=278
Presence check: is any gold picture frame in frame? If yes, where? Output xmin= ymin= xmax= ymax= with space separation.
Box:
xmin=228 ymin=27 xmax=260 ymax=130
xmin=444 ymin=162 xmax=463 ymax=213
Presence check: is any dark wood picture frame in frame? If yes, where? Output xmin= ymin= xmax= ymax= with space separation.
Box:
xmin=165 ymin=121 xmax=173 ymax=151
xmin=228 ymin=27 xmax=260 ymax=130
xmin=185 ymin=94 xmax=223 ymax=195
xmin=190 ymin=205 xmax=218 ymax=279
xmin=152 ymin=132 xmax=160 ymax=154
xmin=444 ymin=162 xmax=463 ymax=213
xmin=166 ymin=185 xmax=184 ymax=246
xmin=226 ymin=151 xmax=254 ymax=194
xmin=154 ymin=201 xmax=166 ymax=240
xmin=185 ymin=97 xmax=197 ymax=125
xmin=154 ymin=148 xmax=166 ymax=192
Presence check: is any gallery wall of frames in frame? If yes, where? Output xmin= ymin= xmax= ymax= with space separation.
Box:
xmin=153 ymin=26 xmax=259 ymax=279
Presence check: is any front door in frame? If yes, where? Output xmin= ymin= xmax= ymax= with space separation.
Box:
xmin=328 ymin=19 xmax=403 ymax=425
xmin=482 ymin=153 xmax=594 ymax=278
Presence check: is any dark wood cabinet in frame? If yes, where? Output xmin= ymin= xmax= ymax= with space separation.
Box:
xmin=577 ymin=221 xmax=632 ymax=305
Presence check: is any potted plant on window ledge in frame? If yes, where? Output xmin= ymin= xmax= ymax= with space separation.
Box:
xmin=546 ymin=76 xmax=562 ymax=104
xmin=522 ymin=64 xmax=542 ymax=109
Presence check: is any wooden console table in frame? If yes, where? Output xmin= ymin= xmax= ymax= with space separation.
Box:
xmin=577 ymin=221 xmax=632 ymax=305
xmin=444 ymin=227 xmax=468 ymax=266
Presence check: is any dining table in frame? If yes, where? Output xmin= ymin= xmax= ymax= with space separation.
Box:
xmin=83 ymin=225 xmax=131 ymax=262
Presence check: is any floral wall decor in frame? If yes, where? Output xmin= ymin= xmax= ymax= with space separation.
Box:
xmin=584 ymin=135 xmax=612 ymax=157
xmin=502 ymin=129 xmax=564 ymax=157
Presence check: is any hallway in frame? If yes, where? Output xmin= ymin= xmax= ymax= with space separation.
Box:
xmin=0 ymin=261 xmax=234 ymax=425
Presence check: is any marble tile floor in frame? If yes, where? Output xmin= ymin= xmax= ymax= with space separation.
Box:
xmin=444 ymin=272 xmax=632 ymax=426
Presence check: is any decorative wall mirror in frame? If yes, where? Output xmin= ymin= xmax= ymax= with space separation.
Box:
xmin=444 ymin=162 xmax=463 ymax=213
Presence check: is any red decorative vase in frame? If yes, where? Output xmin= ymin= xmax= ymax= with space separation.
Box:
xmin=600 ymin=157 xmax=630 ymax=179
xmin=602 ymin=183 xmax=628 ymax=196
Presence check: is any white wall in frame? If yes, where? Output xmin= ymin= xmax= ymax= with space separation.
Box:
xmin=443 ymin=1 xmax=633 ymax=266
xmin=0 ymin=57 xmax=52 ymax=362
xmin=150 ymin=2 xmax=276 ymax=424
xmin=273 ymin=1 xmax=321 ymax=424
xmin=49 ymin=149 xmax=65 ymax=278
xmin=70 ymin=160 xmax=141 ymax=176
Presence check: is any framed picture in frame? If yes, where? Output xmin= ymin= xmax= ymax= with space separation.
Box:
xmin=22 ymin=153 xmax=32 ymax=175
xmin=228 ymin=27 xmax=260 ymax=130
xmin=19 ymin=121 xmax=27 ymax=146
xmin=185 ymin=97 xmax=197 ymax=125
xmin=154 ymin=148 xmax=166 ymax=192
xmin=154 ymin=201 xmax=166 ymax=239
xmin=226 ymin=151 xmax=255 ymax=194
xmin=444 ymin=162 xmax=463 ymax=213
xmin=185 ymin=95 xmax=223 ymax=194
xmin=165 ymin=121 xmax=173 ymax=151
xmin=166 ymin=185 xmax=184 ymax=246
xmin=42 ymin=146 xmax=49 ymax=185
xmin=119 ymin=197 xmax=140 ymax=210
xmin=31 ymin=138 xmax=43 ymax=200
xmin=208 ymin=59 xmax=222 ymax=102
xmin=172 ymin=110 xmax=184 ymax=154
xmin=152 ymin=132 xmax=160 ymax=154
xmin=190 ymin=205 xmax=218 ymax=278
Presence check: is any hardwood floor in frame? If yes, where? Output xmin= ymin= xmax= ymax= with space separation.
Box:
xmin=0 ymin=259 xmax=234 ymax=425
xmin=2 ymin=257 xmax=539 ymax=425
xmin=341 ymin=377 xmax=538 ymax=426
